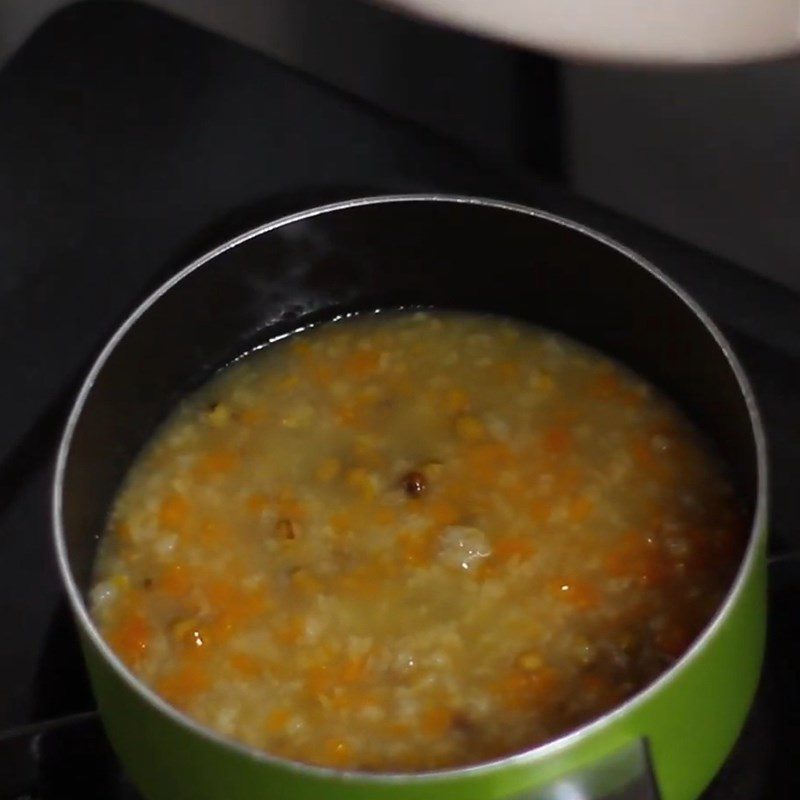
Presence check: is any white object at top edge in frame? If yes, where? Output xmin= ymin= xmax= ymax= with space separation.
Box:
xmin=375 ymin=0 xmax=800 ymax=64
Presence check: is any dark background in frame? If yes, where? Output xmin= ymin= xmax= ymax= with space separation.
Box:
xmin=1 ymin=1 xmax=799 ymax=291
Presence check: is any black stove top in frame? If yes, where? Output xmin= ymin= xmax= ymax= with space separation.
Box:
xmin=1 ymin=3 xmax=798 ymax=798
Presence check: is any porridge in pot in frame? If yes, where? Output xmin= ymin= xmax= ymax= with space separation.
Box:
xmin=91 ymin=311 xmax=745 ymax=771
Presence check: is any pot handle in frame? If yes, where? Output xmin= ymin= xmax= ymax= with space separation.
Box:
xmin=508 ymin=738 xmax=662 ymax=800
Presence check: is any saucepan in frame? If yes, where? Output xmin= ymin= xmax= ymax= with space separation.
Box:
xmin=53 ymin=195 xmax=767 ymax=800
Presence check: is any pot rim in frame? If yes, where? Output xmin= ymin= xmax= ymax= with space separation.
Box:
xmin=52 ymin=193 xmax=769 ymax=783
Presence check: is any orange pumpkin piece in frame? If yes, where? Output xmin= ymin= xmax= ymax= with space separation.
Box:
xmin=306 ymin=664 xmax=335 ymax=696
xmin=655 ymin=623 xmax=693 ymax=659
xmin=423 ymin=498 xmax=461 ymax=527
xmin=492 ymin=536 xmax=536 ymax=563
xmin=397 ymin=532 xmax=434 ymax=567
xmin=580 ymin=672 xmax=625 ymax=708
xmin=444 ymin=388 xmax=470 ymax=413
xmin=275 ymin=615 xmax=306 ymax=646
xmin=230 ymin=653 xmax=263 ymax=679
xmin=238 ymin=407 xmax=265 ymax=425
xmin=341 ymin=653 xmax=371 ymax=684
xmin=291 ymin=339 xmax=313 ymax=358
xmin=464 ymin=442 xmax=515 ymax=483
xmin=605 ymin=533 xmax=670 ymax=588
xmin=276 ymin=489 xmax=307 ymax=520
xmin=550 ymin=578 xmax=601 ymax=610
xmin=421 ymin=706 xmax=453 ymax=736
xmin=291 ymin=569 xmax=323 ymax=594
xmin=157 ymin=661 xmax=210 ymax=705
xmin=334 ymin=403 xmax=359 ymax=426
xmin=374 ymin=504 xmax=398 ymax=525
xmin=198 ymin=519 xmax=231 ymax=546
xmin=338 ymin=566 xmax=380 ymax=597
xmin=265 ymin=707 xmax=291 ymax=734
xmin=387 ymin=721 xmax=411 ymax=737
xmin=315 ymin=457 xmax=342 ymax=483
xmin=108 ymin=610 xmax=151 ymax=665
xmin=631 ymin=435 xmax=674 ymax=477
xmin=528 ymin=498 xmax=551 ymax=524
xmin=115 ymin=520 xmax=133 ymax=543
xmin=343 ymin=349 xmax=380 ymax=378
xmin=202 ymin=580 xmax=269 ymax=638
xmin=329 ymin=509 xmax=356 ymax=534
xmin=568 ymin=495 xmax=594 ymax=523
xmin=246 ymin=492 xmax=270 ymax=514
xmin=194 ymin=449 xmax=237 ymax=477
xmin=322 ymin=738 xmax=353 ymax=767
xmin=590 ymin=371 xmax=643 ymax=406
xmin=492 ymin=361 xmax=522 ymax=383
xmin=491 ymin=665 xmax=560 ymax=711
xmin=590 ymin=371 xmax=623 ymax=399
xmin=549 ymin=465 xmax=582 ymax=496
xmin=542 ymin=424 xmax=572 ymax=455
xmin=159 ymin=563 xmax=192 ymax=598
xmin=310 ymin=362 xmax=334 ymax=383
xmin=158 ymin=493 xmax=189 ymax=529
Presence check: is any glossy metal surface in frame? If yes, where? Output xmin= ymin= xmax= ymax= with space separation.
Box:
xmin=511 ymin=739 xmax=660 ymax=799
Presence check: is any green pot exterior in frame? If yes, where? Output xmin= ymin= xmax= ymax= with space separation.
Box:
xmin=82 ymin=531 xmax=766 ymax=800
